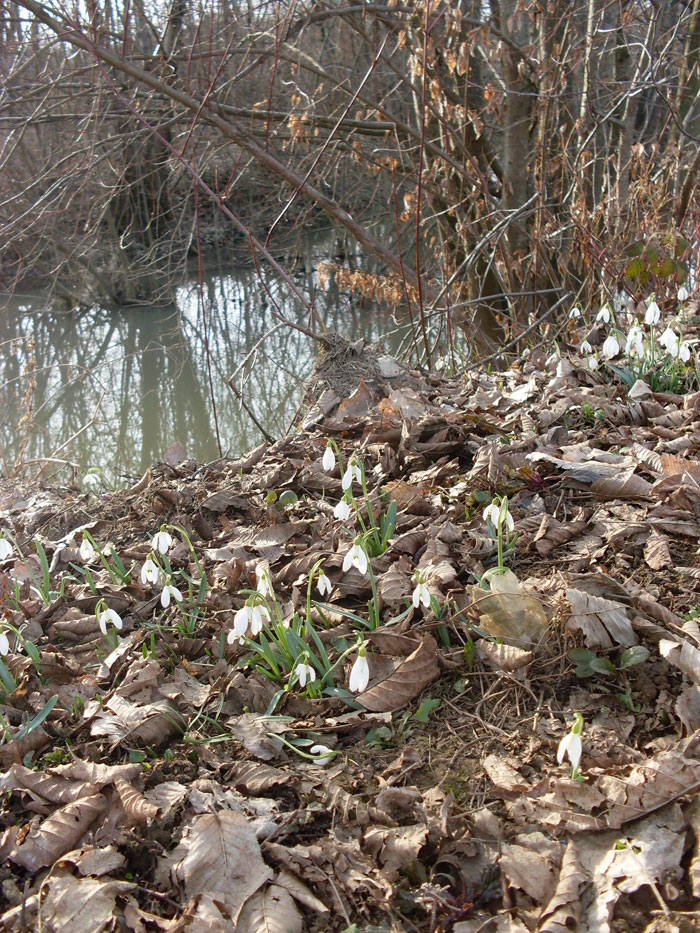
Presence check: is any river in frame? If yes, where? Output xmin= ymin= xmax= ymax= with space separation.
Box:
xmin=0 ymin=249 xmax=408 ymax=487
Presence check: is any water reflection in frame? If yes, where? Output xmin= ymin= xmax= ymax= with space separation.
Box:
xmin=0 ymin=257 xmax=403 ymax=484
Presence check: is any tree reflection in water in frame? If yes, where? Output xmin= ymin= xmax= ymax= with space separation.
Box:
xmin=0 ymin=260 xmax=403 ymax=484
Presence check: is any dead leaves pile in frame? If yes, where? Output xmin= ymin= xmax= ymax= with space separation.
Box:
xmin=3 ymin=353 xmax=700 ymax=930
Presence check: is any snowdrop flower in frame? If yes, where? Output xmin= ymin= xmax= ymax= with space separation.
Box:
xmin=601 ymin=334 xmax=620 ymax=359
xmin=295 ymin=662 xmax=317 ymax=688
xmin=342 ymin=538 xmax=368 ymax=575
xmin=229 ymin=605 xmax=253 ymax=642
xmin=317 ymin=571 xmax=332 ymax=597
xmin=595 ymin=305 xmax=611 ymax=324
xmin=644 ymin=300 xmax=660 ymax=326
xmin=79 ymin=537 xmax=96 ymax=563
xmin=256 ymin=565 xmax=273 ymax=598
xmin=579 ymin=339 xmax=593 ymax=354
xmin=341 ymin=458 xmax=362 ymax=491
xmin=83 ymin=472 xmax=102 ymax=491
xmin=249 ymin=603 xmax=271 ymax=636
xmin=660 ymin=325 xmax=679 ymax=352
xmin=98 ymin=607 xmax=123 ymax=636
xmin=349 ymin=644 xmax=369 ymax=693
xmin=151 ymin=530 xmax=173 ymax=554
xmin=557 ymin=731 xmax=582 ymax=773
xmin=161 ymin=581 xmax=183 ymax=608
xmin=483 ymin=502 xmax=514 ymax=533
xmin=678 ymin=286 xmax=689 ymax=302
xmin=678 ymin=342 xmax=691 ymax=363
xmin=309 ymin=744 xmax=336 ymax=764
xmin=140 ymin=556 xmax=160 ymax=586
xmin=0 ymin=537 xmax=12 ymax=561
xmin=322 ymin=445 xmax=336 ymax=472
xmin=0 ymin=631 xmax=9 ymax=655
xmin=568 ymin=306 xmax=581 ymax=319
xmin=334 ymin=498 xmax=352 ymax=521
xmin=625 ymin=324 xmax=644 ymax=356
xmin=587 ymin=355 xmax=599 ymax=371
xmin=412 ymin=574 xmax=431 ymax=609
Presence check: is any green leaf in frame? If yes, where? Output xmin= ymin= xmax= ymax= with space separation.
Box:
xmin=625 ymin=257 xmax=646 ymax=279
xmin=0 ymin=657 xmax=17 ymax=693
xmin=589 ymin=656 xmax=616 ymax=674
xmin=279 ymin=490 xmax=298 ymax=506
xmin=618 ymin=645 xmax=650 ymax=669
xmin=658 ymin=257 xmax=675 ymax=278
xmin=16 ymin=694 xmax=58 ymax=740
xmin=623 ymin=241 xmax=645 ymax=258
xmin=412 ymin=698 xmax=441 ymax=722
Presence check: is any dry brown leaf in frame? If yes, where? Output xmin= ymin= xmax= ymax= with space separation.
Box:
xmin=160 ymin=810 xmax=272 ymax=923
xmin=659 ymin=637 xmax=700 ymax=685
xmin=483 ymin=754 xmax=529 ymax=795
xmin=226 ymin=761 xmax=291 ymax=794
xmin=227 ymin=713 xmax=286 ymax=760
xmin=476 ymin=641 xmax=533 ymax=673
xmin=10 ymin=793 xmax=107 ymax=871
xmin=114 ymin=776 xmax=159 ymax=823
xmin=33 ymin=870 xmax=134 ymax=933
xmin=499 ymin=832 xmax=561 ymax=903
xmin=363 ymin=824 xmax=429 ymax=880
xmin=566 ymin=587 xmax=636 ymax=648
xmin=472 ymin=571 xmax=549 ymax=649
xmin=537 ymin=839 xmax=585 ymax=932
xmin=356 ymin=636 xmax=440 ymax=712
xmin=274 ymin=869 xmax=330 ymax=915
xmin=237 ymin=883 xmax=303 ymax=933
xmin=0 ymin=763 xmax=95 ymax=804
xmin=643 ymin=530 xmax=672 ymax=570
xmin=91 ymin=695 xmax=185 ymax=747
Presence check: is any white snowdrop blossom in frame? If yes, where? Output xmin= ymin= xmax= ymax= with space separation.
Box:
xmin=309 ymin=744 xmax=336 ymax=763
xmin=342 ymin=539 xmax=368 ymax=575
xmin=569 ymin=306 xmax=581 ymax=319
xmin=82 ymin=472 xmax=101 ymax=491
xmin=229 ymin=605 xmax=253 ymax=642
xmin=98 ymin=607 xmax=123 ymax=636
xmin=256 ymin=566 xmax=273 ymax=598
xmin=349 ymin=645 xmax=370 ymax=693
xmin=660 ymin=325 xmax=679 ymax=352
xmin=333 ymin=499 xmax=352 ymax=521
xmin=596 ymin=306 xmax=611 ymax=324
xmin=625 ymin=324 xmax=644 ymax=356
xmin=678 ymin=286 xmax=689 ymax=302
xmin=483 ymin=502 xmax=514 ymax=533
xmin=0 ymin=537 xmax=12 ymax=561
xmin=644 ymin=300 xmax=660 ymax=325
xmin=249 ymin=603 xmax=271 ymax=636
xmin=151 ymin=530 xmax=173 ymax=554
xmin=579 ymin=339 xmax=593 ymax=354
xmin=601 ymin=334 xmax=620 ymax=359
xmin=0 ymin=631 xmax=9 ymax=655
xmin=678 ymin=342 xmax=691 ymax=363
xmin=161 ymin=582 xmax=183 ymax=608
xmin=79 ymin=537 xmax=96 ymax=563
xmin=295 ymin=662 xmax=317 ymax=688
xmin=140 ymin=556 xmax=160 ymax=586
xmin=322 ymin=445 xmax=336 ymax=472
xmin=317 ymin=571 xmax=332 ymax=597
xmin=587 ymin=355 xmax=599 ymax=371
xmin=412 ymin=576 xmax=431 ymax=609
xmin=341 ymin=459 xmax=362 ymax=491
xmin=557 ymin=730 xmax=582 ymax=773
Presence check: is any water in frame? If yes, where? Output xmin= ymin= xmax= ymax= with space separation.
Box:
xmin=0 ymin=251 xmax=407 ymax=486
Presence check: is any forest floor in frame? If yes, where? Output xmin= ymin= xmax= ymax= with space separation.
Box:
xmin=2 ymin=338 xmax=700 ymax=932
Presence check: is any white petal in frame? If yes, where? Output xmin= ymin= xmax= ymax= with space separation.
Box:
xmin=322 ymin=447 xmax=336 ymax=472
xmin=349 ymin=654 xmax=369 ymax=692
xmin=341 ymin=465 xmax=354 ymax=491
xmin=334 ymin=499 xmax=351 ymax=520
xmin=412 ymin=586 xmax=421 ymax=608
xmin=0 ymin=539 xmax=12 ymax=561
xmin=602 ymin=335 xmax=620 ymax=358
xmin=355 ymin=546 xmax=368 ymax=575
xmin=644 ymin=301 xmax=660 ymax=325
xmin=317 ymin=573 xmax=331 ymax=596
xmin=0 ymin=632 xmax=8 ymax=655
xmin=342 ymin=549 xmax=354 ymax=572
xmin=678 ymin=287 xmax=689 ymax=302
